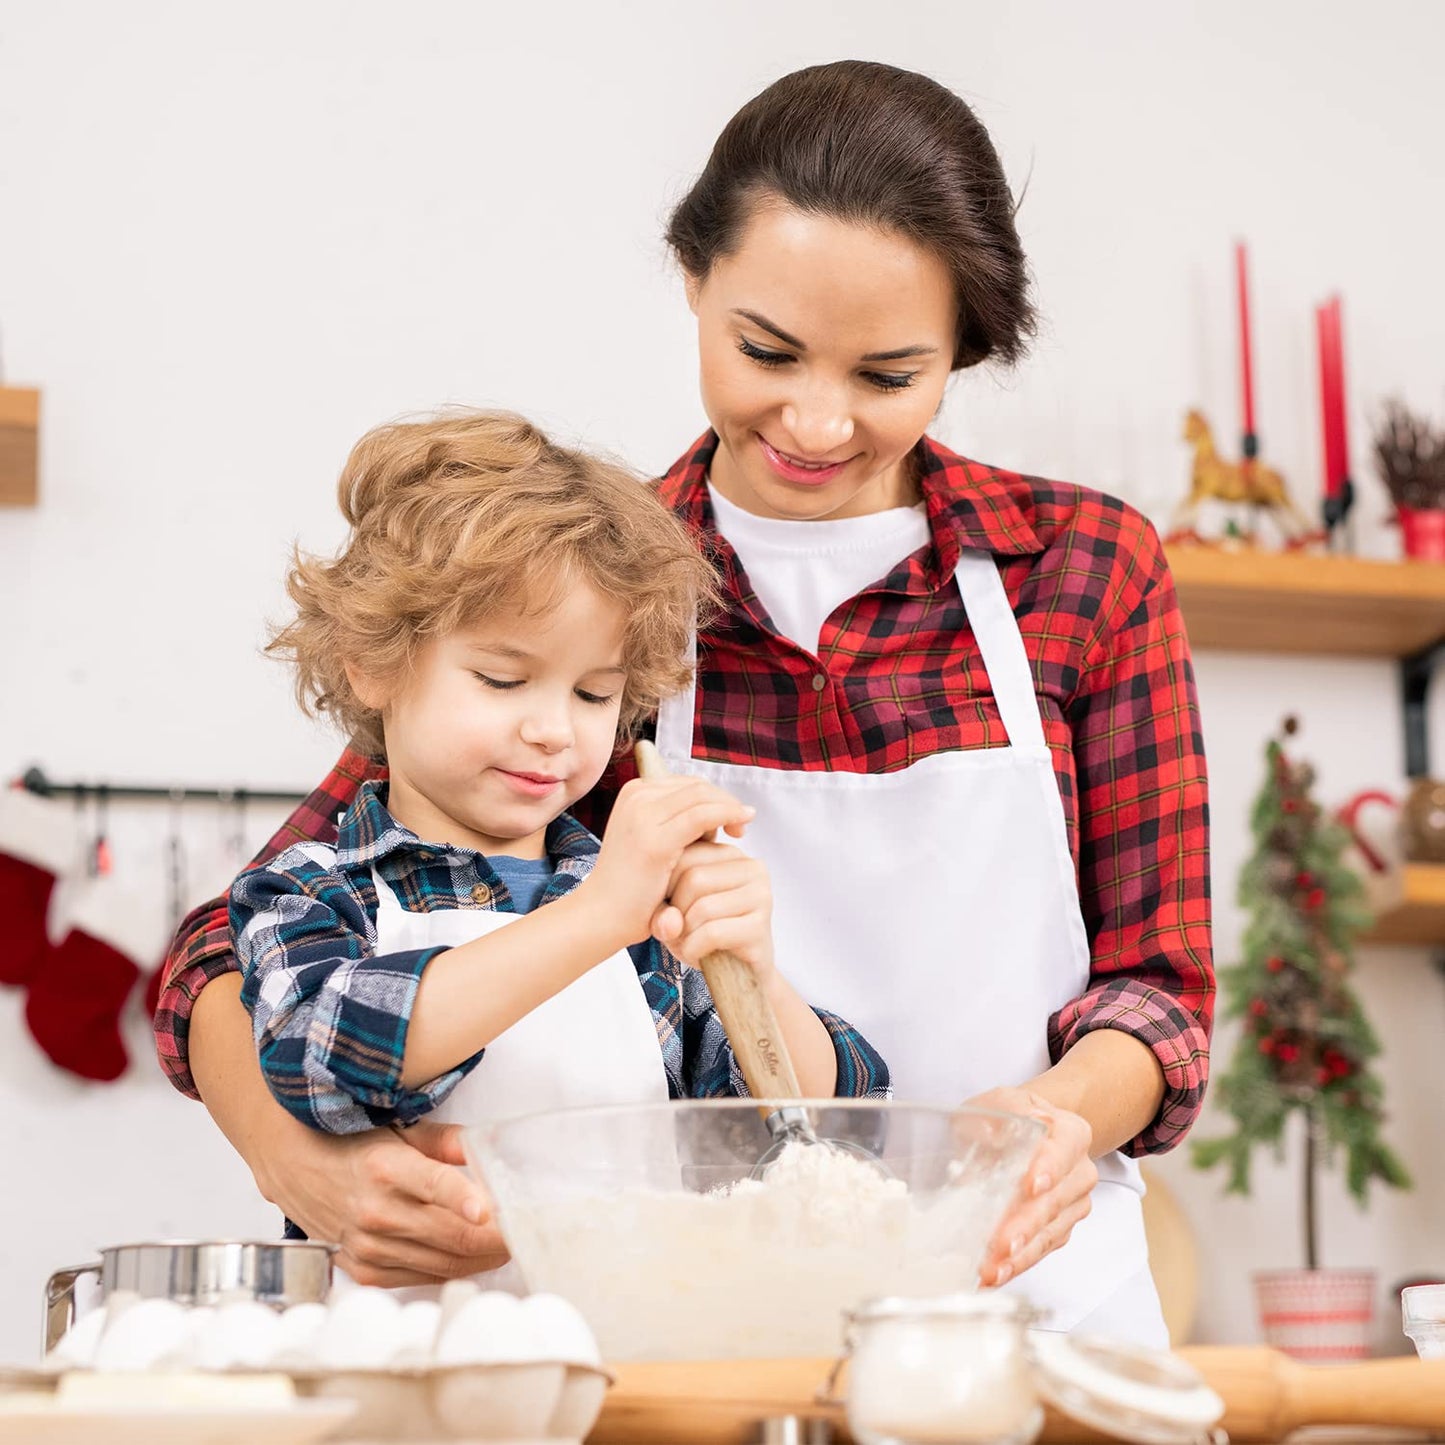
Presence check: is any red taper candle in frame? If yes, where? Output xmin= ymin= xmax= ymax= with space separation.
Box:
xmin=1328 ymin=295 xmax=1349 ymax=495
xmin=1235 ymin=241 xmax=1257 ymax=454
xmin=1315 ymin=304 xmax=1338 ymax=498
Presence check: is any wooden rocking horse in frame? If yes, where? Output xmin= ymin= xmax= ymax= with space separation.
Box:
xmin=1171 ymin=409 xmax=1315 ymax=543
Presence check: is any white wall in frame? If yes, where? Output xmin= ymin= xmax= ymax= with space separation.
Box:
xmin=2 ymin=0 xmax=1443 ymax=1363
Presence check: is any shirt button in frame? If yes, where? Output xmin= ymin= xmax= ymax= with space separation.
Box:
xmin=811 ymin=673 xmax=827 ymax=692
xmin=471 ymin=883 xmax=491 ymax=903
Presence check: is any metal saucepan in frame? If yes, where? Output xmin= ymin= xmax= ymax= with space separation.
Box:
xmin=43 ymin=1238 xmax=334 ymax=1354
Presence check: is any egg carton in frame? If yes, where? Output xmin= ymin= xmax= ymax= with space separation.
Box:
xmin=284 ymin=1358 xmax=611 ymax=1442
xmin=0 ymin=1361 xmax=611 ymax=1444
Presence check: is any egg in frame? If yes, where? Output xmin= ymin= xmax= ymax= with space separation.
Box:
xmin=521 ymin=1293 xmax=601 ymax=1366
xmin=180 ymin=1306 xmax=215 ymax=1364
xmin=394 ymin=1300 xmax=441 ymax=1363
xmin=47 ymin=1305 xmax=108 ymax=1369
xmin=93 ymin=1298 xmax=193 ymax=1371
xmin=315 ymin=1287 xmax=404 ymax=1369
xmin=436 ymin=1278 xmax=480 ymax=1331
xmin=269 ymin=1302 xmax=329 ymax=1367
xmin=436 ymin=1290 xmax=543 ymax=1365
xmin=193 ymin=1301 xmax=282 ymax=1370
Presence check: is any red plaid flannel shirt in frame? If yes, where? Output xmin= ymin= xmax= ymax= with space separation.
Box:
xmin=155 ymin=432 xmax=1213 ymax=1154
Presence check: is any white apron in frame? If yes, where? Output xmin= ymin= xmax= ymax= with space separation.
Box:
xmin=354 ymin=863 xmax=671 ymax=1295
xmin=655 ymin=549 xmax=1167 ymax=1346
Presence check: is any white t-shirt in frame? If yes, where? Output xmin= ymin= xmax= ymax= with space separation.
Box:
xmin=707 ymin=483 xmax=932 ymax=655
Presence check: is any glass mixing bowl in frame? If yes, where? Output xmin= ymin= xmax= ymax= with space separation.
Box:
xmin=464 ymin=1099 xmax=1043 ymax=1361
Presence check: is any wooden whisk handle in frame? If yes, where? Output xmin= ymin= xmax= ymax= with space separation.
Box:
xmin=633 ymin=740 xmax=803 ymax=1102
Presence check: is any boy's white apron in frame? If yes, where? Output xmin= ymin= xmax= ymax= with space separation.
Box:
xmin=655 ymin=549 xmax=1167 ymax=1346
xmin=371 ymin=870 xmax=670 ymax=1122
xmin=337 ymin=867 xmax=670 ymax=1296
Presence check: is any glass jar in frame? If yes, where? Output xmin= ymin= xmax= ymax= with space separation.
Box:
xmin=826 ymin=1294 xmax=1226 ymax=1445
xmin=840 ymin=1294 xmax=1042 ymax=1445
xmin=1402 ymin=1284 xmax=1445 ymax=1358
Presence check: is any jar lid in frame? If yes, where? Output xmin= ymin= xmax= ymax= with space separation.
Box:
xmin=848 ymin=1292 xmax=1029 ymax=1326
xmin=1026 ymin=1331 xmax=1224 ymax=1445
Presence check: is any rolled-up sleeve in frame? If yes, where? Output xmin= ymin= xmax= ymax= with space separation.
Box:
xmin=1049 ymin=520 xmax=1213 ymax=1155
xmin=232 ymin=853 xmax=473 ymax=1132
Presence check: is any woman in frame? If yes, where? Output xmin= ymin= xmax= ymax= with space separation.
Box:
xmin=156 ymin=60 xmax=1211 ymax=1345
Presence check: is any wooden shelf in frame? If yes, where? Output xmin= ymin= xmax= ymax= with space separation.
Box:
xmin=1166 ymin=546 xmax=1445 ymax=658
xmin=1361 ymin=863 xmax=1445 ymax=946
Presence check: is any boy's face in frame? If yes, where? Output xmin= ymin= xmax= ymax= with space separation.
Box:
xmin=364 ymin=578 xmax=628 ymax=859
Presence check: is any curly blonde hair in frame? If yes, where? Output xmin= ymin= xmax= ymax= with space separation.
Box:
xmin=270 ymin=410 xmax=718 ymax=759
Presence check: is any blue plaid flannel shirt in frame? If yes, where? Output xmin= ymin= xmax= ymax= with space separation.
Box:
xmin=232 ymin=781 xmax=889 ymax=1132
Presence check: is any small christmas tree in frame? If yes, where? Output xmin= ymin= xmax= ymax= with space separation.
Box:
xmin=1193 ymin=717 xmax=1411 ymax=1268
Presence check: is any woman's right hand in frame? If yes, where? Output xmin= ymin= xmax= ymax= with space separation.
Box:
xmin=584 ymin=775 xmax=755 ymax=946
xmin=255 ymin=1115 xmax=512 ymax=1287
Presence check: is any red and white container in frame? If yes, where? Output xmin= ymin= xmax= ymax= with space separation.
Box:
xmin=1254 ymin=1268 xmax=1376 ymax=1362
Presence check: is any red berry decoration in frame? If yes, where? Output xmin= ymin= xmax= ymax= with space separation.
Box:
xmin=1258 ymin=1036 xmax=1276 ymax=1056
xmin=1266 ymin=956 xmax=1285 ymax=973
xmin=1277 ymin=1042 xmax=1300 ymax=1064
xmin=1296 ymin=871 xmax=1314 ymax=889
xmin=1250 ymin=998 xmax=1269 ymax=1017
xmin=1307 ymin=888 xmax=1326 ymax=910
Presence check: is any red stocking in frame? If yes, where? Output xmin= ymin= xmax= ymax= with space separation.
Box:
xmin=0 ymin=788 xmax=75 ymax=987
xmin=25 ymin=876 xmax=152 ymax=1082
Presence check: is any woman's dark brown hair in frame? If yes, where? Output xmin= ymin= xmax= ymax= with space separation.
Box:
xmin=666 ymin=60 xmax=1035 ymax=371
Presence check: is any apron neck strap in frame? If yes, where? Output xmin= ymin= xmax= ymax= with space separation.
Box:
xmin=654 ymin=627 xmax=699 ymax=761
xmin=952 ymin=552 xmax=1046 ymax=751
xmin=369 ymin=863 xmax=405 ymax=913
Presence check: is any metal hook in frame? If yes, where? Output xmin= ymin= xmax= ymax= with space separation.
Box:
xmin=93 ymin=784 xmax=112 ymax=876
xmin=166 ymin=788 xmax=189 ymax=930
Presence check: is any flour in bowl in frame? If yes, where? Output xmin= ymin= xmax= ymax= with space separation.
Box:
xmin=496 ymin=1139 xmax=1008 ymax=1361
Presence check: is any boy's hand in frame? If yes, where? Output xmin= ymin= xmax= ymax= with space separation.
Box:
xmin=584 ymin=776 xmax=755 ymax=948
xmin=652 ymin=840 xmax=776 ymax=986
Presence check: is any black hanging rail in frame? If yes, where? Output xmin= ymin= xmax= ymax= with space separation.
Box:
xmin=19 ymin=767 xmax=307 ymax=805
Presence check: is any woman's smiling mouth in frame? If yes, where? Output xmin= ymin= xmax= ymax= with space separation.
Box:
xmin=757 ymin=434 xmax=855 ymax=485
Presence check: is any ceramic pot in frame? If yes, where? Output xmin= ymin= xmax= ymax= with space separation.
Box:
xmin=1254 ymin=1268 xmax=1376 ymax=1362
xmin=1398 ymin=507 xmax=1445 ymax=561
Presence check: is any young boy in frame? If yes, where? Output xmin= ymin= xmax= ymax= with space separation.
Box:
xmin=232 ymin=410 xmax=887 ymax=1144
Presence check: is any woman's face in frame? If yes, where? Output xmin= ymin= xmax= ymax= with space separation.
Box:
xmin=687 ymin=200 xmax=957 ymax=521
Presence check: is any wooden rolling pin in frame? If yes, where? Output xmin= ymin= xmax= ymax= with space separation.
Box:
xmin=632 ymin=739 xmax=804 ymax=1105
xmin=593 ymin=1349 xmax=1445 ymax=1444
xmin=1173 ymin=1345 xmax=1445 ymax=1442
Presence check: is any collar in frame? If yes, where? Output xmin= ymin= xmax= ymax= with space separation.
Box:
xmin=336 ymin=780 xmax=599 ymax=868
xmin=656 ymin=431 xmax=1042 ymax=593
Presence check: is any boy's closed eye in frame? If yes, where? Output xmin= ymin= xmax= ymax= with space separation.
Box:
xmin=471 ymin=672 xmax=617 ymax=707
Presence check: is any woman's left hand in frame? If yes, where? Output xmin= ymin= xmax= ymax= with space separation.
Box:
xmin=966 ymin=1085 xmax=1097 ymax=1287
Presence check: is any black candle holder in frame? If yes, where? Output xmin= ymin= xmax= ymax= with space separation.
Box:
xmin=1322 ymin=477 xmax=1356 ymax=552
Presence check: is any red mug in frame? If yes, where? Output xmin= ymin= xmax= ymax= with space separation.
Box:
xmin=1336 ymin=789 xmax=1399 ymax=873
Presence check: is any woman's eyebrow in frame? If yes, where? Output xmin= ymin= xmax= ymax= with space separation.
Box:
xmin=861 ymin=342 xmax=939 ymax=361
xmin=731 ymin=309 xmax=936 ymax=362
xmin=733 ymin=308 xmax=805 ymax=348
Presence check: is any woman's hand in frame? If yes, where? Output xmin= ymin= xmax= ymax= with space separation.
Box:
xmin=189 ymin=966 xmax=509 ymax=1287
xmin=967 ymin=1084 xmax=1097 ymax=1287
xmin=652 ymin=839 xmax=775 ymax=981
xmin=254 ymin=1116 xmax=512 ymax=1287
